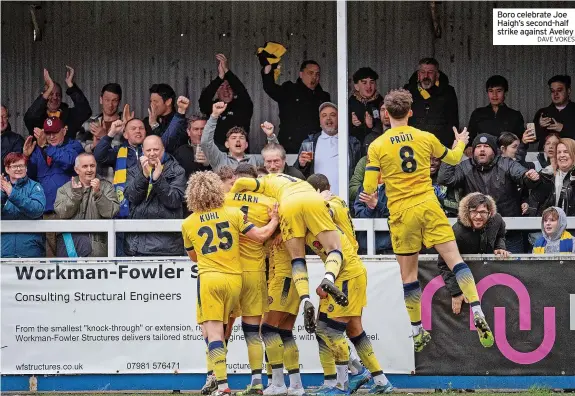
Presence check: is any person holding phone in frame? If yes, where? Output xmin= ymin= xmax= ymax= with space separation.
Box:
xmin=533 ymin=75 xmax=575 ymax=150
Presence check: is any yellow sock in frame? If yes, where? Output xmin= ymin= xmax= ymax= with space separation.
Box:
xmin=316 ymin=315 xmax=336 ymax=383
xmin=279 ymin=330 xmax=299 ymax=373
xmin=261 ymin=324 xmax=284 ymax=367
xmin=403 ymin=281 xmax=422 ymax=325
xmin=205 ymin=338 xmax=213 ymax=375
xmin=324 ymin=318 xmax=349 ymax=390
xmin=349 ymin=331 xmax=384 ymax=379
xmin=324 ymin=250 xmax=343 ymax=281
xmin=208 ymin=340 xmax=228 ymax=387
xmin=291 ymin=258 xmax=310 ymax=300
xmin=452 ymin=263 xmax=480 ymax=304
xmin=242 ymin=322 xmax=263 ymax=383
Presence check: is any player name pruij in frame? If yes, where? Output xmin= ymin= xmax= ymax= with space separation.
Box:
xmin=389 ymin=133 xmax=414 ymax=144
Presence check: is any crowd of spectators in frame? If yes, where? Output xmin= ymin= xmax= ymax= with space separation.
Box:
xmin=1 ymin=55 xmax=574 ymax=258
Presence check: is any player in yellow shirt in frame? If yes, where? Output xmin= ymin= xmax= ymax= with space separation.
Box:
xmin=363 ymin=89 xmax=493 ymax=352
xmin=230 ymin=154 xmax=348 ymax=334
xmin=215 ymin=164 xmax=279 ymax=395
xmin=182 ymin=171 xmax=279 ymax=396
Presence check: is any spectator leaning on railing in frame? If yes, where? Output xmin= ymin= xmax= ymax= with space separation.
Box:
xmin=123 ymin=135 xmax=186 ymax=256
xmin=54 ymin=153 xmax=119 ymax=257
xmin=1 ymin=153 xmax=46 ymax=258
xmin=438 ymin=193 xmax=509 ymax=315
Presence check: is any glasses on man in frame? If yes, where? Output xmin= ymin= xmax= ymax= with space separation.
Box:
xmin=9 ymin=164 xmax=27 ymax=170
xmin=469 ymin=209 xmax=489 ymax=217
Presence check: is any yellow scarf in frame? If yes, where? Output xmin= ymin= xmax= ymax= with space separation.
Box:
xmin=418 ymin=80 xmax=440 ymax=100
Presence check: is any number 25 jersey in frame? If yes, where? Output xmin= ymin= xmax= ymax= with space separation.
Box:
xmin=364 ymin=125 xmax=464 ymax=214
xmin=181 ymin=207 xmax=254 ymax=275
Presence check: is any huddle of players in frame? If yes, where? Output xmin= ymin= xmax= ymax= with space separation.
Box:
xmin=182 ymin=165 xmax=391 ymax=396
xmin=182 ymin=88 xmax=496 ymax=396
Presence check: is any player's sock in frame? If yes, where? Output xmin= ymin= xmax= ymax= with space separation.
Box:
xmin=452 ymin=263 xmax=483 ymax=315
xmin=204 ymin=338 xmax=214 ymax=375
xmin=403 ymin=281 xmax=423 ymax=335
xmin=242 ymin=322 xmax=263 ymax=386
xmin=291 ymin=258 xmax=311 ymax=301
xmin=261 ymin=323 xmax=285 ymax=387
xmin=316 ymin=316 xmax=337 ymax=387
xmin=208 ymin=340 xmax=228 ymax=390
xmin=278 ymin=329 xmax=302 ymax=388
xmin=348 ymin=344 xmax=363 ymax=375
xmin=324 ymin=249 xmax=343 ymax=282
xmin=349 ymin=331 xmax=389 ymax=386
xmin=324 ymin=318 xmax=350 ymax=391
xmin=264 ymin=352 xmax=272 ymax=384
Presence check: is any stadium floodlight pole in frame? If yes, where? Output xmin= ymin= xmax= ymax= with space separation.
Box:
xmin=336 ymin=0 xmax=349 ymax=202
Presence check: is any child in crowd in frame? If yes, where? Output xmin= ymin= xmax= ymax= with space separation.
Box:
xmin=532 ymin=206 xmax=575 ymax=253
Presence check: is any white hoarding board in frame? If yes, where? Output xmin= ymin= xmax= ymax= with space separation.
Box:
xmin=0 ymin=259 xmax=414 ymax=374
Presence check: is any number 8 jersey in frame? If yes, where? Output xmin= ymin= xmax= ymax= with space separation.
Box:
xmin=181 ymin=207 xmax=254 ymax=275
xmin=363 ymin=125 xmax=465 ymax=214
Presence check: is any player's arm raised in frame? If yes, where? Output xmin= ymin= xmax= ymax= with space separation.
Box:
xmin=243 ymin=203 xmax=279 ymax=243
xmin=431 ymin=127 xmax=469 ymax=166
xmin=362 ymin=143 xmax=380 ymax=195
xmin=230 ymin=176 xmax=263 ymax=194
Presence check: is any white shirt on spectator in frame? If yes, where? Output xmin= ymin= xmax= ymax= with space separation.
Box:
xmin=315 ymin=131 xmax=340 ymax=194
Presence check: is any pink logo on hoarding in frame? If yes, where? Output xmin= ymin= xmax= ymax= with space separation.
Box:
xmin=421 ymin=273 xmax=556 ymax=364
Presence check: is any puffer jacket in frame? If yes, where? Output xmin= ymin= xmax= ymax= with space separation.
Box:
xmin=123 ymin=153 xmax=186 ymax=256
xmin=438 ymin=193 xmax=506 ymax=296
xmin=1 ymin=176 xmax=46 ymax=257
xmin=26 ymin=139 xmax=85 ymax=211
xmin=404 ymin=71 xmax=459 ymax=147
xmin=437 ymin=154 xmax=528 ymax=217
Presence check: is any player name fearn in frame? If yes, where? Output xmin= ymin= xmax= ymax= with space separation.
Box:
xmin=14 ymin=264 xmax=198 ymax=280
xmin=233 ymin=193 xmax=259 ymax=203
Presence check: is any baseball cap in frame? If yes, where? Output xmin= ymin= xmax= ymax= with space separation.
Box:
xmin=43 ymin=116 xmax=64 ymax=133
xmin=319 ymin=102 xmax=338 ymax=112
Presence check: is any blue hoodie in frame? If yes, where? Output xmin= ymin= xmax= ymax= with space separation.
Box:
xmin=1 ymin=176 xmax=46 ymax=257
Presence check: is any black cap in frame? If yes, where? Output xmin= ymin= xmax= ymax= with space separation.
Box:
xmin=472 ymin=133 xmax=498 ymax=153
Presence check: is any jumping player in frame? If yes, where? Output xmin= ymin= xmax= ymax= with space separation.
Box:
xmin=363 ymin=89 xmax=494 ymax=351
xmin=182 ymin=171 xmax=279 ymax=396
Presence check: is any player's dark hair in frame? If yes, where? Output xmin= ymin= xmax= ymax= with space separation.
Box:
xmin=256 ymin=166 xmax=269 ymax=176
xmin=234 ymin=163 xmax=258 ymax=179
xmin=101 ymin=83 xmax=122 ymax=100
xmin=216 ymin=165 xmax=235 ymax=181
xmin=486 ymin=75 xmax=508 ymax=92
xmin=384 ymin=89 xmax=413 ymax=119
xmin=497 ymin=132 xmax=519 ymax=149
xmin=307 ymin=173 xmax=330 ymax=192
xmin=300 ymin=60 xmax=320 ymax=72
xmin=548 ymin=75 xmax=571 ymax=90
xmin=149 ymin=83 xmax=176 ymax=110
xmin=418 ymin=57 xmax=439 ymax=69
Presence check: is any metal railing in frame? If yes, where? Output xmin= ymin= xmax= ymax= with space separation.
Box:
xmin=1 ymin=217 xmax=570 ymax=257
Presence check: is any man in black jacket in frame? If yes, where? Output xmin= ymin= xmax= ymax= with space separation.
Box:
xmin=404 ymin=58 xmax=459 ymax=147
xmin=143 ymin=84 xmax=176 ymax=137
xmin=348 ymin=67 xmax=383 ymax=146
xmin=438 ymin=133 xmax=540 ymax=253
xmin=467 ymin=75 xmax=525 ymax=149
xmin=199 ymin=54 xmax=253 ymax=151
xmin=438 ymin=193 xmax=509 ymax=314
xmin=24 ymin=67 xmax=92 ymax=141
xmin=261 ymin=60 xmax=331 ymax=153
xmin=533 ymin=75 xmax=575 ymax=150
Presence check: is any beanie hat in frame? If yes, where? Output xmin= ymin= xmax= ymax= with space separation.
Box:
xmin=472 ymin=133 xmax=498 ymax=153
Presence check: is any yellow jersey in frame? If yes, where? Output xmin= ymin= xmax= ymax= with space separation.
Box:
xmin=230 ymin=173 xmax=315 ymax=202
xmin=268 ymin=242 xmax=293 ymax=279
xmin=327 ymin=196 xmax=359 ymax=253
xmin=364 ymin=125 xmax=464 ymax=214
xmin=224 ymin=191 xmax=277 ymax=272
xmin=305 ymin=229 xmax=365 ymax=281
xmin=182 ymin=206 xmax=254 ymax=275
